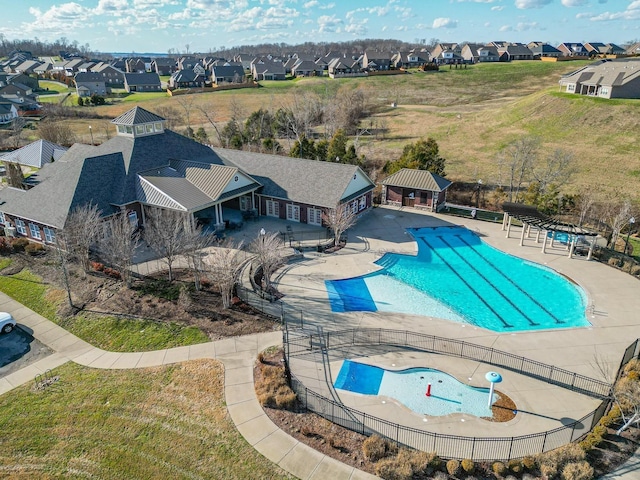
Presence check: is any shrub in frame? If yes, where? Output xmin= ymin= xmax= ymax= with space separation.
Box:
xmin=408 ymin=451 xmax=440 ymax=475
xmin=623 ymin=359 xmax=640 ymax=375
xmin=446 ymin=459 xmax=460 ymax=476
xmin=492 ymin=461 xmax=507 ymax=476
xmin=508 ymin=459 xmax=523 ymax=474
xmin=363 ymin=435 xmax=390 ymax=462
xmin=90 ymin=261 xmax=104 ymax=271
xmin=375 ymin=456 xmax=413 ymax=480
xmin=25 ymin=242 xmax=45 ymax=256
xmin=461 ymin=458 xmax=475 ymax=473
xmin=0 ymin=237 xmax=13 ymax=255
xmin=254 ymin=362 xmax=297 ymax=410
xmin=579 ymin=432 xmax=602 ymax=451
xmin=540 ymin=463 xmax=557 ymax=479
xmin=561 ymin=461 xmax=594 ymax=480
xmin=522 ymin=456 xmax=536 ymax=471
xmin=11 ymin=237 xmax=29 ymax=252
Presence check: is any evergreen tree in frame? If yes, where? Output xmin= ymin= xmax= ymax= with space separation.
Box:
xmin=384 ymin=138 xmax=446 ymax=176
xmin=327 ymin=129 xmax=348 ymax=163
xmin=289 ymin=135 xmax=316 ymax=160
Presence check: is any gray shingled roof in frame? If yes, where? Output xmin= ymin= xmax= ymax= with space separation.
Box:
xmin=111 ymin=106 xmax=165 ymax=126
xmin=123 ymin=72 xmax=161 ymax=86
xmin=215 ymin=148 xmax=374 ymax=209
xmin=0 ymin=139 xmax=67 ymax=168
xmin=382 ymin=168 xmax=452 ymax=192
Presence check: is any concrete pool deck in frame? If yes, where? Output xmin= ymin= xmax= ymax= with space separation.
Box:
xmin=278 ymin=205 xmax=640 ymax=441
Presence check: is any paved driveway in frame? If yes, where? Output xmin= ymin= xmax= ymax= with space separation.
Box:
xmin=0 ymin=326 xmax=53 ymax=378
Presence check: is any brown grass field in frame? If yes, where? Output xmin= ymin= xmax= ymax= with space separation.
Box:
xmin=27 ymin=60 xmax=640 ymax=203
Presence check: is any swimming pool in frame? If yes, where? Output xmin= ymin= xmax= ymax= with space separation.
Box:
xmin=325 ymin=226 xmax=589 ymax=332
xmin=334 ymin=360 xmax=495 ymax=417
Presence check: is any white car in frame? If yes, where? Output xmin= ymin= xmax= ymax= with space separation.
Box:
xmin=0 ymin=312 xmax=16 ymax=334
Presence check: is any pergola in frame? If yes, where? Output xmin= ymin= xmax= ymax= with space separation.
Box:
xmin=502 ymin=202 xmax=599 ymax=259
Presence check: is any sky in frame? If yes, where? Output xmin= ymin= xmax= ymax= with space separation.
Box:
xmin=4 ymin=0 xmax=640 ymax=54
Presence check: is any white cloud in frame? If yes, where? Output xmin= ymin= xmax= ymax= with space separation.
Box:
xmin=317 ymin=14 xmax=342 ymax=32
xmin=491 ymin=6 xmax=505 ymax=10
xmin=432 ymin=17 xmax=458 ymax=28
xmin=561 ymin=0 xmax=588 ymax=6
xmin=515 ymin=0 xmax=552 ymax=8
xmin=303 ymin=0 xmax=318 ymax=7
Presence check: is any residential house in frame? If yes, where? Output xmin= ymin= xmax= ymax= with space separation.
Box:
xmin=177 ymin=56 xmax=200 ymax=70
xmin=123 ymin=72 xmax=163 ymax=92
xmin=0 ymin=139 xmax=67 ymax=168
xmin=430 ymin=43 xmax=460 ymax=59
xmin=327 ymin=58 xmax=364 ymax=78
xmin=461 ymin=44 xmax=499 ymax=63
xmin=74 ymin=72 xmax=109 ymax=97
xmin=498 ymin=43 xmax=534 ymax=61
xmin=34 ymin=62 xmax=52 ymax=76
xmin=392 ymin=51 xmax=429 ymax=69
xmin=233 ymin=54 xmax=254 ymax=71
xmin=626 ymin=42 xmax=640 ymax=56
xmin=584 ymin=42 xmax=626 ymax=57
xmin=217 ymin=149 xmax=375 ymax=226
xmin=93 ymin=63 xmax=126 ymax=87
xmin=152 ymin=57 xmax=176 ymax=75
xmin=558 ymin=58 xmax=640 ymax=99
xmin=63 ymin=58 xmax=84 ymax=76
xmin=4 ymin=73 xmax=39 ymax=91
xmin=381 ymin=168 xmax=452 ymax=212
xmin=168 ymin=69 xmax=207 ymax=89
xmin=0 ymin=83 xmax=34 ymax=103
xmin=291 ymin=60 xmax=323 ymax=77
xmin=362 ymin=51 xmax=393 ymax=71
xmin=557 ymin=43 xmax=589 ymax=57
xmin=0 ymin=103 xmax=18 ymax=124
xmin=251 ymin=60 xmax=286 ymax=81
xmin=211 ymin=65 xmax=246 ymax=84
xmin=0 ymin=106 xmax=375 ymax=245
xmin=126 ymin=58 xmax=148 ymax=73
xmin=527 ymin=42 xmax=562 ymax=58
xmin=14 ymin=60 xmax=42 ymax=75
xmin=77 ymin=62 xmax=96 ymax=73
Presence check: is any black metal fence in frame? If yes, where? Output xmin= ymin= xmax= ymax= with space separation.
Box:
xmin=282 ymin=326 xmax=629 ymax=461
xmin=285 ymin=327 xmax=612 ymax=400
xmin=289 ymin=371 xmax=609 ymax=461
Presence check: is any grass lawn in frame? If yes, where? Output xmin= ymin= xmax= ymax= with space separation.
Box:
xmin=38 ymin=80 xmax=72 ymax=94
xmin=0 ymin=360 xmax=293 ymax=479
xmin=0 ymin=267 xmax=209 ymax=352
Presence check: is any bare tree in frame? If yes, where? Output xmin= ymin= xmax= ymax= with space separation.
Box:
xmin=144 ymin=207 xmax=193 ymax=282
xmin=576 ymin=187 xmax=599 ymax=227
xmin=322 ymin=202 xmax=358 ymax=248
xmin=196 ymin=103 xmax=224 ymax=146
xmin=205 ymin=241 xmax=246 ymax=308
xmin=98 ymin=212 xmax=139 ymax=287
xmin=182 ymin=226 xmax=214 ymax=291
xmin=9 ymin=117 xmax=27 ymax=148
xmin=608 ymin=200 xmax=632 ymax=250
xmin=249 ymin=231 xmax=287 ymax=290
xmin=176 ymin=95 xmax=196 ymax=132
xmin=592 ymin=355 xmax=640 ymax=435
xmin=4 ymin=162 xmax=25 ymax=189
xmin=62 ymin=203 xmax=103 ymax=273
xmin=37 ymin=119 xmax=76 ymax=145
xmin=496 ymin=137 xmax=539 ymax=203
xmin=531 ymin=148 xmax=576 ymax=193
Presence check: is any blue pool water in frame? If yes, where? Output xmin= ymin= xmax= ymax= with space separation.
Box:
xmin=334 ymin=360 xmax=495 ymax=417
xmin=325 ymin=226 xmax=589 ymax=332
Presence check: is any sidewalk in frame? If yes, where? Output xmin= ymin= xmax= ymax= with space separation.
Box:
xmin=0 ymin=292 xmax=375 ymax=480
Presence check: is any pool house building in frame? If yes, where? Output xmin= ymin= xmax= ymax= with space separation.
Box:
xmin=381 ymin=168 xmax=452 ymax=212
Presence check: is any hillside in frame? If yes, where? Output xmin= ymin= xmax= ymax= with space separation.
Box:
xmin=22 ymin=60 xmax=640 ymax=202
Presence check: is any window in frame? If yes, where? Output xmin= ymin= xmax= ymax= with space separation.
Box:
xmin=600 ymin=87 xmax=609 ymax=95
xmin=29 ymin=223 xmax=41 ymax=240
xmin=135 ymin=125 xmax=145 ymax=135
xmin=308 ymin=208 xmax=322 ymax=226
xmin=239 ymin=196 xmax=250 ymax=211
xmin=15 ymin=219 xmax=26 ymax=235
xmin=126 ymin=126 xmax=133 ymax=134
xmin=154 ymin=122 xmax=163 ymax=132
xmin=145 ymin=124 xmax=154 ymax=133
xmin=351 ymin=200 xmax=358 ymax=214
xmin=567 ymin=84 xmax=575 ymax=92
xmin=359 ymin=196 xmax=367 ymax=211
xmin=286 ymin=204 xmax=300 ymax=222
xmin=0 ymin=212 xmax=5 ymax=225
xmin=266 ymin=200 xmax=279 ymax=218
xmin=43 ymin=227 xmax=55 ymax=243
xmin=127 ymin=210 xmax=138 ymax=226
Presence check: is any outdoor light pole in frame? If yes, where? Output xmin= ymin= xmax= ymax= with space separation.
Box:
xmin=89 ymin=125 xmax=94 ymax=145
xmin=626 ymin=217 xmax=635 ymax=255
xmin=485 ymin=371 xmax=502 ymax=409
xmin=476 ymin=179 xmax=483 ymax=208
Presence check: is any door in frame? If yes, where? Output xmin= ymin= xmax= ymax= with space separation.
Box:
xmin=286 ymin=204 xmax=300 ymax=222
xmin=308 ymin=207 xmax=322 ymax=226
